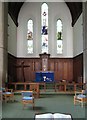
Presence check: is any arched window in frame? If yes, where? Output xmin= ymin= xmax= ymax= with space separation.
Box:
xmin=56 ymin=19 xmax=63 ymax=54
xmin=41 ymin=3 xmax=48 ymax=53
xmin=27 ymin=19 xmax=33 ymax=54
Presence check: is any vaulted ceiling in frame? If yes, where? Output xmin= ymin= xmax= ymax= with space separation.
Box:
xmin=8 ymin=2 xmax=82 ymax=27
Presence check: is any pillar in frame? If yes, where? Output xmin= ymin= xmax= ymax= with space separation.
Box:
xmin=0 ymin=2 xmax=8 ymax=87
xmin=0 ymin=2 xmax=8 ymax=119
xmin=83 ymin=2 xmax=87 ymax=84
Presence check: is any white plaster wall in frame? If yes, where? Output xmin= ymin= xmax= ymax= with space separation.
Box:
xmin=73 ymin=14 xmax=83 ymax=57
xmin=17 ymin=2 xmax=73 ymax=58
xmin=8 ymin=14 xmax=17 ymax=56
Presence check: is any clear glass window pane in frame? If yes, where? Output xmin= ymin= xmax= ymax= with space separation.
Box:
xmin=41 ymin=3 xmax=48 ymax=53
xmin=57 ymin=19 xmax=63 ymax=54
xmin=27 ymin=19 xmax=33 ymax=54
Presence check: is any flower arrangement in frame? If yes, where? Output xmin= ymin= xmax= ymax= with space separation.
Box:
xmin=43 ymin=65 xmax=46 ymax=71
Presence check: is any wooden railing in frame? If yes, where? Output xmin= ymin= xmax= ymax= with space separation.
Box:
xmin=8 ymin=82 xmax=46 ymax=98
xmin=8 ymin=82 xmax=86 ymax=94
xmin=8 ymin=82 xmax=46 ymax=91
xmin=55 ymin=82 xmax=86 ymax=92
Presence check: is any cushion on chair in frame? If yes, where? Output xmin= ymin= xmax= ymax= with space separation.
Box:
xmin=22 ymin=96 xmax=34 ymax=100
xmin=22 ymin=92 xmax=33 ymax=97
xmin=3 ymin=92 xmax=12 ymax=95
xmin=77 ymin=94 xmax=86 ymax=99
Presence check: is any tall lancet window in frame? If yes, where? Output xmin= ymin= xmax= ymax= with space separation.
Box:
xmin=27 ymin=19 xmax=33 ymax=54
xmin=57 ymin=19 xmax=63 ymax=54
xmin=41 ymin=3 xmax=48 ymax=53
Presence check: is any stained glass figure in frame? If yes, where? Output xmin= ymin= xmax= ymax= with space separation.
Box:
xmin=27 ymin=19 xmax=33 ymax=54
xmin=41 ymin=3 xmax=48 ymax=53
xmin=57 ymin=19 xmax=63 ymax=54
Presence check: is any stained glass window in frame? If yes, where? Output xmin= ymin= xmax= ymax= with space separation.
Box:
xmin=57 ymin=19 xmax=63 ymax=54
xmin=41 ymin=3 xmax=48 ymax=53
xmin=27 ymin=19 xmax=33 ymax=54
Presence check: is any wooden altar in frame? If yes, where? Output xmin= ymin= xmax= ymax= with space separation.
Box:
xmin=35 ymin=71 xmax=54 ymax=82
xmin=35 ymin=53 xmax=54 ymax=82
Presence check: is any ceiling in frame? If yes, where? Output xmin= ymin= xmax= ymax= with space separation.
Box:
xmin=8 ymin=2 xmax=82 ymax=27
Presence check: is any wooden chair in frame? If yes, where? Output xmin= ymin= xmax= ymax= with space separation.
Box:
xmin=74 ymin=90 xmax=87 ymax=107
xmin=30 ymin=83 xmax=40 ymax=98
xmin=2 ymin=88 xmax=14 ymax=102
xmin=21 ymin=91 xmax=35 ymax=109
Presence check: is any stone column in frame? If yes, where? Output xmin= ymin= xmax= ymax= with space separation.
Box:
xmin=0 ymin=2 xmax=8 ymax=86
xmin=0 ymin=2 xmax=8 ymax=119
xmin=83 ymin=2 xmax=87 ymax=84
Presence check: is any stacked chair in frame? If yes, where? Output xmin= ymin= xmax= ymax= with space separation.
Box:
xmin=2 ymin=88 xmax=14 ymax=102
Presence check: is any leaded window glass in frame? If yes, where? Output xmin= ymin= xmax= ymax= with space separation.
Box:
xmin=27 ymin=19 xmax=33 ymax=54
xmin=41 ymin=3 xmax=48 ymax=53
xmin=57 ymin=19 xmax=63 ymax=54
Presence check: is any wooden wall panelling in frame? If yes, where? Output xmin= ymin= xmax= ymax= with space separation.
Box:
xmin=8 ymin=53 xmax=17 ymax=82
xmin=73 ymin=53 xmax=83 ymax=83
xmin=35 ymin=59 xmax=41 ymax=71
xmin=56 ymin=60 xmax=60 ymax=81
xmin=63 ymin=60 xmax=68 ymax=80
xmin=28 ymin=60 xmax=34 ymax=82
xmin=9 ymin=53 xmax=82 ymax=83
xmin=16 ymin=59 xmax=40 ymax=82
xmin=54 ymin=61 xmax=58 ymax=71
xmin=53 ymin=59 xmax=73 ymax=82
xmin=54 ymin=60 xmax=59 ymax=81
xmin=24 ymin=60 xmax=30 ymax=82
xmin=16 ymin=59 xmax=24 ymax=82
xmin=68 ymin=59 xmax=73 ymax=81
xmin=49 ymin=59 xmax=55 ymax=71
xmin=32 ymin=60 xmax=35 ymax=71
xmin=29 ymin=60 xmax=36 ymax=81
xmin=58 ymin=60 xmax=63 ymax=81
xmin=16 ymin=66 xmax=22 ymax=82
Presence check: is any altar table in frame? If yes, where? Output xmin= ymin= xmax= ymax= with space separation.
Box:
xmin=35 ymin=71 xmax=54 ymax=82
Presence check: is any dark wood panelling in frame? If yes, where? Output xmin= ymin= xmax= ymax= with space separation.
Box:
xmin=63 ymin=61 xmax=68 ymax=80
xmin=16 ymin=58 xmax=41 ymax=82
xmin=73 ymin=53 xmax=83 ymax=83
xmin=48 ymin=58 xmax=73 ymax=82
xmin=8 ymin=53 xmax=17 ymax=82
xmin=8 ymin=53 xmax=83 ymax=83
